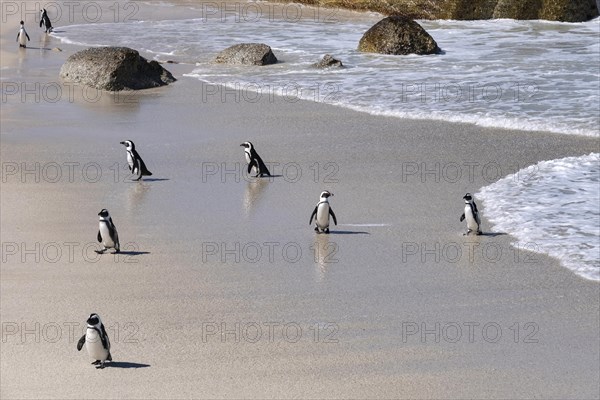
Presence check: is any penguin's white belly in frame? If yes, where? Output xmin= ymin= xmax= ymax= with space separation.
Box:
xmin=86 ymin=330 xmax=108 ymax=360
xmin=18 ymin=32 xmax=26 ymax=45
xmin=126 ymin=152 xmax=135 ymax=170
xmin=316 ymin=203 xmax=330 ymax=229
xmin=245 ymin=152 xmax=251 ymax=164
xmin=464 ymin=206 xmax=478 ymax=230
xmin=99 ymin=223 xmax=114 ymax=247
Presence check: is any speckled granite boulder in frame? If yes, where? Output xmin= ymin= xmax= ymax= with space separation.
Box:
xmin=60 ymin=47 xmax=176 ymax=91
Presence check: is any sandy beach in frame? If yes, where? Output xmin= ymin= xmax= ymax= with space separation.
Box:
xmin=1 ymin=1 xmax=599 ymax=399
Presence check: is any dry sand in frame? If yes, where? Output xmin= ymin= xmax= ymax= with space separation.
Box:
xmin=1 ymin=1 xmax=599 ymax=399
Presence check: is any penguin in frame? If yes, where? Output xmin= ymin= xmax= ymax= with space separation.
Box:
xmin=460 ymin=193 xmax=482 ymax=235
xmin=120 ymin=140 xmax=152 ymax=181
xmin=240 ymin=141 xmax=271 ymax=177
xmin=16 ymin=21 xmax=30 ymax=48
xmin=309 ymin=190 xmax=337 ymax=233
xmin=39 ymin=9 xmax=53 ymax=33
xmin=96 ymin=209 xmax=120 ymax=254
xmin=77 ymin=313 xmax=112 ymax=369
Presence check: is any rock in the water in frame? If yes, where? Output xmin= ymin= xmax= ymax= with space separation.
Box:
xmin=312 ymin=54 xmax=343 ymax=68
xmin=215 ymin=43 xmax=277 ymax=66
xmin=52 ymin=47 xmax=62 ymax=52
xmin=60 ymin=47 xmax=176 ymax=91
xmin=358 ymin=17 xmax=440 ymax=55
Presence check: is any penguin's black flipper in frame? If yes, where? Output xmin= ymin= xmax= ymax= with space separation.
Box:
xmin=247 ymin=159 xmax=257 ymax=175
xmin=256 ymin=156 xmax=271 ymax=177
xmin=138 ymin=158 xmax=152 ymax=176
xmin=309 ymin=206 xmax=318 ymax=225
xmin=97 ymin=230 xmax=102 ymax=242
xmin=100 ymin=325 xmax=110 ymax=351
xmin=77 ymin=334 xmax=86 ymax=351
xmin=460 ymin=213 xmax=465 ymax=222
xmin=39 ymin=18 xmax=43 ymax=28
xmin=107 ymin=218 xmax=117 ymax=241
xmin=329 ymin=208 xmax=337 ymax=225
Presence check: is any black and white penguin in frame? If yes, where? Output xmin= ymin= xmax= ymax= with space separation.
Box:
xmin=309 ymin=190 xmax=337 ymax=233
xmin=77 ymin=313 xmax=112 ymax=369
xmin=96 ymin=209 xmax=120 ymax=254
xmin=120 ymin=140 xmax=152 ymax=181
xmin=16 ymin=21 xmax=30 ymax=48
xmin=460 ymin=193 xmax=482 ymax=235
xmin=240 ymin=141 xmax=271 ymax=177
xmin=39 ymin=9 xmax=53 ymax=33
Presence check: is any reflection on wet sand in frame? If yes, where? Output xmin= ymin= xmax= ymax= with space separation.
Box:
xmin=243 ymin=177 xmax=268 ymax=216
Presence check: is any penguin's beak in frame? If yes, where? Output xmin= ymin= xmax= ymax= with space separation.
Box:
xmin=119 ymin=141 xmax=125 ymax=145
xmin=239 ymin=144 xmax=245 ymax=147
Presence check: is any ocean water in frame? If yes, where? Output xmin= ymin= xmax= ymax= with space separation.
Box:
xmin=52 ymin=3 xmax=600 ymax=280
xmin=53 ymin=6 xmax=600 ymax=136
xmin=479 ymin=153 xmax=600 ymax=281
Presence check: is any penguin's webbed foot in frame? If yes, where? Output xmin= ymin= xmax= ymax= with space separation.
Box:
xmin=314 ymin=226 xmax=320 ymax=233
xmin=476 ymin=231 xmax=483 ymax=236
xmin=94 ymin=248 xmax=107 ymax=254
xmin=324 ymin=228 xmax=330 ymax=234
xmin=95 ymin=362 xmax=106 ymax=369
xmin=91 ymin=360 xmax=101 ymax=365
xmin=111 ymin=250 xmax=120 ymax=254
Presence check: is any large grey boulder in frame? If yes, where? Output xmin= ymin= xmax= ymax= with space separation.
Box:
xmin=60 ymin=47 xmax=176 ymax=91
xmin=215 ymin=43 xmax=278 ymax=66
xmin=358 ymin=17 xmax=441 ymax=55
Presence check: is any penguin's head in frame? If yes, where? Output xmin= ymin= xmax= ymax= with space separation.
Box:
xmin=463 ymin=193 xmax=473 ymax=203
xmin=320 ymin=190 xmax=333 ymax=200
xmin=120 ymin=140 xmax=134 ymax=150
xmin=98 ymin=209 xmax=110 ymax=218
xmin=240 ymin=141 xmax=253 ymax=149
xmin=20 ymin=20 xmax=24 ymax=25
xmin=86 ymin=313 xmax=101 ymax=327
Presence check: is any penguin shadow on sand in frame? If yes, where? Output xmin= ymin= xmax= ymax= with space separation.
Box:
xmin=135 ymin=178 xmax=169 ymax=182
xmin=472 ymin=231 xmax=507 ymax=238
xmin=105 ymin=361 xmax=151 ymax=369
xmin=326 ymin=229 xmax=370 ymax=235
xmin=116 ymin=249 xmax=151 ymax=257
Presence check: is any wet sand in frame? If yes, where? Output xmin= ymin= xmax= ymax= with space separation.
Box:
xmin=1 ymin=1 xmax=599 ymax=399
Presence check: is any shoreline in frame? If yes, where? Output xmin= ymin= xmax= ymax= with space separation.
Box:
xmin=1 ymin=1 xmax=599 ymax=399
